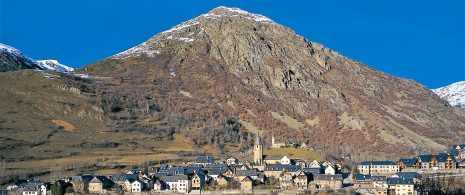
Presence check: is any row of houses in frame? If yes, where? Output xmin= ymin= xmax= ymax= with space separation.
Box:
xmin=358 ymin=152 xmax=462 ymax=177
xmin=398 ymin=153 xmax=460 ymax=171
xmin=354 ymin=173 xmax=419 ymax=195
xmin=5 ymin=153 xmax=345 ymax=194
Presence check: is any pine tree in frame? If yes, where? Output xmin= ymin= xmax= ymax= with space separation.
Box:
xmin=51 ymin=182 xmax=64 ymax=195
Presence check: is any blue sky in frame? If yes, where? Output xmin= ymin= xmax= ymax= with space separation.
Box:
xmin=1 ymin=0 xmax=463 ymax=88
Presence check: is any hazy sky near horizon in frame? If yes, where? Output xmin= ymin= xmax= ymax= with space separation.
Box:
xmin=1 ymin=0 xmax=463 ymax=88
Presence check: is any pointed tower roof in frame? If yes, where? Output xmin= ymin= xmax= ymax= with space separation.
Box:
xmin=255 ymin=132 xmax=260 ymax=145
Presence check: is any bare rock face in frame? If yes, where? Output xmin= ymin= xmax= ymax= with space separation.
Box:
xmin=86 ymin=6 xmax=465 ymax=156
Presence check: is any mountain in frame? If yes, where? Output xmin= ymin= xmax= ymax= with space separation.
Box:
xmin=81 ymin=6 xmax=465 ymax=158
xmin=433 ymin=81 xmax=465 ymax=108
xmin=0 ymin=43 xmax=74 ymax=72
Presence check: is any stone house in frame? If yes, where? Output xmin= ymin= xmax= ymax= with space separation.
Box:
xmin=234 ymin=170 xmax=258 ymax=182
xmin=294 ymin=170 xmax=308 ymax=189
xmin=354 ymin=174 xmax=372 ymax=189
xmin=88 ymin=176 xmax=112 ymax=194
xmin=313 ymin=174 xmax=343 ymax=189
xmin=279 ymin=171 xmax=294 ymax=189
xmin=191 ymin=171 xmax=205 ymax=192
xmin=264 ymin=164 xmax=284 ymax=179
xmin=240 ymin=176 xmax=253 ymax=192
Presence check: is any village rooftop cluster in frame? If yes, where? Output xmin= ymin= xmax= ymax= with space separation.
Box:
xmin=3 ymin=137 xmax=465 ymax=194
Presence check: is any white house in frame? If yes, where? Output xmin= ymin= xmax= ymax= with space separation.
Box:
xmin=163 ymin=175 xmax=191 ymax=194
xmin=280 ymin=156 xmax=291 ymax=165
xmin=308 ymin=160 xmax=322 ymax=168
xmin=131 ymin=180 xmax=142 ymax=193
xmin=325 ymin=165 xmax=336 ymax=175
xmin=358 ymin=161 xmax=399 ymax=175
xmin=40 ymin=184 xmax=47 ymax=195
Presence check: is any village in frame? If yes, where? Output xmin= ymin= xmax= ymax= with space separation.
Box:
xmin=3 ymin=136 xmax=465 ymax=195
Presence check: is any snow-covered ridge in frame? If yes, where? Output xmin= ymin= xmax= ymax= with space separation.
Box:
xmin=432 ymin=81 xmax=465 ymax=108
xmin=0 ymin=43 xmax=20 ymax=53
xmin=213 ymin=6 xmax=273 ymax=22
xmin=1 ymin=42 xmax=73 ymax=72
xmin=37 ymin=60 xmax=74 ymax=72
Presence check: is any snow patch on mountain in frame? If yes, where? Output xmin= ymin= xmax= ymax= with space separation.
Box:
xmin=216 ymin=6 xmax=273 ymax=22
xmin=110 ymin=42 xmax=160 ymax=59
xmin=37 ymin=60 xmax=74 ymax=72
xmin=432 ymin=81 xmax=465 ymax=108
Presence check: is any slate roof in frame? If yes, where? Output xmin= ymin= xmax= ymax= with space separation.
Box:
xmin=418 ymin=154 xmax=456 ymax=163
xmin=235 ymin=170 xmax=257 ymax=177
xmin=372 ymin=176 xmax=387 ymax=182
xmin=109 ymin=175 xmax=126 ymax=183
xmin=264 ymin=155 xmax=283 ymax=160
xmin=90 ymin=176 xmax=111 ymax=184
xmin=314 ymin=174 xmax=343 ymax=180
xmin=186 ymin=166 xmax=202 ymax=174
xmin=203 ymin=163 xmax=228 ymax=171
xmin=418 ymin=154 xmax=433 ymax=162
xmin=395 ymin=172 xmax=422 ymax=179
xmin=387 ymin=177 xmax=414 ymax=185
xmin=284 ymin=165 xmax=302 ymax=172
xmin=160 ymin=164 xmax=170 ymax=170
xmin=436 ymin=153 xmax=456 ymax=163
xmin=125 ymin=174 xmax=138 ymax=181
xmin=399 ymin=158 xmax=417 ymax=167
xmin=169 ymin=166 xmax=186 ymax=175
xmin=189 ymin=164 xmax=204 ymax=168
xmin=160 ymin=175 xmax=189 ymax=182
xmin=355 ymin=174 xmax=372 ymax=181
xmin=208 ymin=168 xmax=227 ymax=176
xmin=265 ymin=164 xmax=284 ymax=171
xmin=303 ymin=167 xmax=321 ymax=175
xmin=196 ymin=155 xmax=214 ymax=164
xmin=23 ymin=184 xmax=40 ymax=191
xmin=359 ymin=161 xmax=398 ymax=166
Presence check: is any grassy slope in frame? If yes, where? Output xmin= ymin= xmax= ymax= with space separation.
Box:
xmin=0 ymin=70 xmax=197 ymax=180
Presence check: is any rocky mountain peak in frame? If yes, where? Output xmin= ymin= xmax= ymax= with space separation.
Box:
xmin=87 ymin=7 xmax=465 ymax=155
xmin=206 ymin=6 xmax=274 ymax=23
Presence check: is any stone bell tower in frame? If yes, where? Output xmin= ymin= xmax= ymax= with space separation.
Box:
xmin=253 ymin=133 xmax=263 ymax=166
